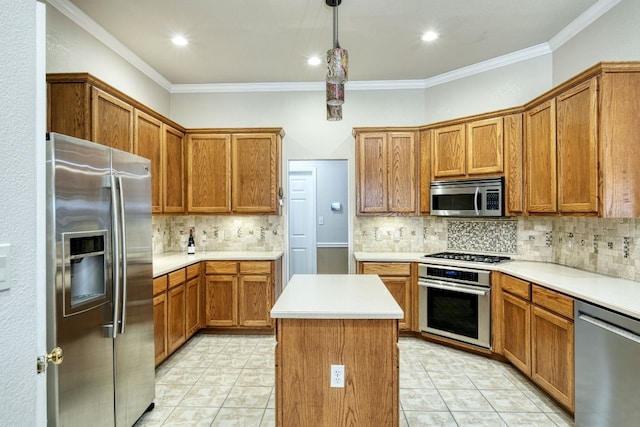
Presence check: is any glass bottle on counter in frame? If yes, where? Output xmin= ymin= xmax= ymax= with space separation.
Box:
xmin=187 ymin=228 xmax=196 ymax=255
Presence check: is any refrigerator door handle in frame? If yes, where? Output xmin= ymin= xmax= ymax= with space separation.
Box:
xmin=117 ymin=175 xmax=128 ymax=334
xmin=110 ymin=174 xmax=120 ymax=339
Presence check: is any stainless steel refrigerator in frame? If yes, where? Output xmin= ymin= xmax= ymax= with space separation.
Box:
xmin=45 ymin=133 xmax=155 ymax=426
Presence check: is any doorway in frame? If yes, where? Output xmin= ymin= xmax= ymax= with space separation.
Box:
xmin=288 ymin=160 xmax=348 ymax=280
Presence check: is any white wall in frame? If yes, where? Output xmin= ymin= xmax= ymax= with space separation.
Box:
xmin=46 ymin=5 xmax=171 ymax=116
xmin=0 ymin=0 xmax=38 ymax=425
xmin=553 ymin=0 xmax=640 ymax=84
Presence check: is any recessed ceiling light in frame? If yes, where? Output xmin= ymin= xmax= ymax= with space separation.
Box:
xmin=421 ymin=31 xmax=439 ymax=42
xmin=307 ymin=56 xmax=322 ymax=66
xmin=171 ymin=35 xmax=188 ymax=46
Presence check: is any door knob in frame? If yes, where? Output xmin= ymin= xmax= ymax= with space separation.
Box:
xmin=37 ymin=347 xmax=64 ymax=374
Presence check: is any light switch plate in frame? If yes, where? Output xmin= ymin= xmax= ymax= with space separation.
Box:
xmin=0 ymin=244 xmax=10 ymax=291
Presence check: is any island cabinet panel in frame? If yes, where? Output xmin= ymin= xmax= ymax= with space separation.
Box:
xmin=134 ymin=110 xmax=163 ymax=213
xmin=525 ymin=99 xmax=557 ymax=213
xmin=232 ymin=133 xmax=280 ymax=213
xmin=276 ymin=318 xmax=399 ymax=427
xmin=91 ymin=87 xmax=134 ymax=153
xmin=556 ymin=78 xmax=598 ymax=214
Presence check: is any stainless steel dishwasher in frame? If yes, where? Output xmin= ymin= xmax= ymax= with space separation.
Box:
xmin=575 ymin=300 xmax=640 ymax=427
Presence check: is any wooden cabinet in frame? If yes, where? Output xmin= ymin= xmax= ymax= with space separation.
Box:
xmin=503 ymin=114 xmax=524 ymax=215
xmin=167 ymin=268 xmax=187 ymax=354
xmin=355 ymin=130 xmax=418 ymax=215
xmin=91 ymin=87 xmax=134 ymax=152
xmin=432 ymin=118 xmax=504 ymax=180
xmin=358 ymin=262 xmax=414 ymax=331
xmin=531 ymin=285 xmax=574 ymax=411
xmin=495 ymin=273 xmax=574 ymax=412
xmin=163 ymin=125 xmax=185 ymax=213
xmin=556 ymin=78 xmax=598 ymax=213
xmin=187 ymin=134 xmax=231 ymax=213
xmin=134 ymin=110 xmax=163 ymax=213
xmin=185 ymin=263 xmax=202 ymax=338
xmin=152 ymin=276 xmax=168 ymax=366
xmin=205 ymin=260 xmax=279 ymax=329
xmin=419 ymin=129 xmax=432 ymax=214
xmin=525 ymin=99 xmax=557 ymax=213
xmin=186 ymin=130 xmax=282 ymax=214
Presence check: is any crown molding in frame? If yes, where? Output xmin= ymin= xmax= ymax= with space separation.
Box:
xmin=46 ymin=0 xmax=172 ymax=91
xmin=48 ymin=0 xmax=619 ymax=95
xmin=548 ymin=0 xmax=621 ymax=50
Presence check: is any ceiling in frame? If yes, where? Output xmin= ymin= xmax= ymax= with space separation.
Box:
xmin=63 ymin=0 xmax=604 ymax=86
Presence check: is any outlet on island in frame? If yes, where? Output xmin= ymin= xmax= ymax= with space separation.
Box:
xmin=330 ymin=364 xmax=345 ymax=388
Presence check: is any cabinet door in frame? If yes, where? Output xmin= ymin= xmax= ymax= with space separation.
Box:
xmin=153 ymin=292 xmax=168 ymax=366
xmin=205 ymin=275 xmax=238 ymax=326
xmin=47 ymin=82 xmax=92 ymax=140
xmin=134 ymin=110 xmax=163 ymax=213
xmin=504 ymin=113 xmax=524 ymax=215
xmin=419 ymin=130 xmax=431 ymax=214
xmin=167 ymin=283 xmax=186 ymax=354
xmin=185 ymin=276 xmax=201 ymax=338
xmin=356 ymin=133 xmax=388 ymax=213
xmin=239 ymin=274 xmax=272 ymax=327
xmin=556 ymin=78 xmax=598 ymax=214
xmin=466 ymin=117 xmax=504 ymax=175
xmin=232 ymin=133 xmax=279 ymax=213
xmin=187 ymin=134 xmax=231 ymax=213
xmin=91 ymin=87 xmax=134 ymax=152
xmin=387 ymin=132 xmax=417 ymax=213
xmin=163 ymin=125 xmax=185 ymax=213
xmin=501 ymin=292 xmax=531 ymax=376
xmin=526 ymin=99 xmax=557 ymax=213
xmin=432 ymin=124 xmax=466 ymax=178
xmin=531 ymin=306 xmax=574 ymax=411
xmin=380 ymin=276 xmax=411 ymax=331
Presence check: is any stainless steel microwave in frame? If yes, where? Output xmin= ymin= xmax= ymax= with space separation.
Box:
xmin=430 ymin=177 xmax=504 ymax=217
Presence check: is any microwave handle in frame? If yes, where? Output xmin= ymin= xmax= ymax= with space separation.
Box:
xmin=474 ymin=187 xmax=480 ymax=215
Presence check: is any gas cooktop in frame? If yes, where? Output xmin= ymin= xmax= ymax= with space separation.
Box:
xmin=423 ymin=252 xmax=511 ymax=264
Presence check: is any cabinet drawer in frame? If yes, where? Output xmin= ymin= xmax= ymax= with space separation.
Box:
xmin=532 ymin=285 xmax=573 ymax=319
xmin=186 ymin=262 xmax=201 ymax=279
xmin=240 ymin=261 xmax=272 ymax=274
xmin=168 ymin=268 xmax=186 ymax=289
xmin=153 ymin=275 xmax=167 ymax=296
xmin=501 ymin=275 xmax=531 ymax=300
xmin=361 ymin=262 xmax=411 ymax=276
xmin=206 ymin=261 xmax=238 ymax=275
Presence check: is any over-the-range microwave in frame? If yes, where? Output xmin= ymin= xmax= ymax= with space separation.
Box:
xmin=430 ymin=177 xmax=504 ymax=217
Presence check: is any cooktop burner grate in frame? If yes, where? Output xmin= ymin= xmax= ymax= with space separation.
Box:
xmin=424 ymin=252 xmax=511 ymax=264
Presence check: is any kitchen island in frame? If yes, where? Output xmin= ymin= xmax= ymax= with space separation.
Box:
xmin=270 ymin=274 xmax=403 ymax=427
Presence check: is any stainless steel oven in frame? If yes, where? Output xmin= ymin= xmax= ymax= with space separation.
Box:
xmin=418 ymin=262 xmax=493 ymax=348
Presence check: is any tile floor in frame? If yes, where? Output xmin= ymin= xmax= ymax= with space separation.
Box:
xmin=135 ymin=334 xmax=575 ymax=427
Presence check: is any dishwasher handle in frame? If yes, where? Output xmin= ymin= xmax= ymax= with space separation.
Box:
xmin=578 ymin=313 xmax=640 ymax=345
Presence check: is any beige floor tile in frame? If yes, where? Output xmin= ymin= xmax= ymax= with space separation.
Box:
xmin=153 ymin=384 xmax=191 ymax=406
xmin=400 ymin=388 xmax=448 ymax=411
xmin=400 ymin=368 xmax=436 ymax=389
xmin=133 ymin=405 xmax=173 ymax=426
xmin=466 ymin=372 xmax=518 ymax=390
xmin=438 ymin=389 xmax=494 ymax=412
xmin=403 ymin=410 xmax=458 ymax=426
xmin=214 ymin=353 xmax=251 ymax=369
xmin=210 ymin=408 xmax=265 ymax=427
xmin=195 ymin=367 xmax=241 ymax=386
xmin=223 ymin=386 xmax=272 ymax=408
xmin=235 ymin=368 xmax=275 ymax=387
xmin=498 ymin=412 xmax=556 ymax=426
xmin=452 ymin=411 xmax=508 ymax=427
xmin=161 ymin=406 xmax=219 ymax=426
xmin=178 ymin=385 xmax=231 ymax=407
xmin=260 ymin=408 xmax=275 ymax=427
xmin=429 ymin=371 xmax=476 ymax=390
xmin=155 ymin=366 xmax=204 ymax=386
xmin=480 ymin=389 xmax=540 ymax=413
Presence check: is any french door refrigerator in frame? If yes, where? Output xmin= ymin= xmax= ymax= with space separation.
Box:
xmin=45 ymin=133 xmax=155 ymax=426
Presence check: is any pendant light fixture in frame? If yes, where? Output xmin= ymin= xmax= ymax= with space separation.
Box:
xmin=326 ymin=0 xmax=347 ymax=120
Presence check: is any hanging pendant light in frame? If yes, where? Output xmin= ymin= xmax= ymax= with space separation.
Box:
xmin=326 ymin=0 xmax=347 ymax=120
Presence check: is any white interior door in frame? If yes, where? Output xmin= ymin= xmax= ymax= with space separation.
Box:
xmin=288 ymin=169 xmax=317 ymax=280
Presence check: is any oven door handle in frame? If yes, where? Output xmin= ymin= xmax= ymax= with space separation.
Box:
xmin=418 ymin=279 xmax=489 ymax=296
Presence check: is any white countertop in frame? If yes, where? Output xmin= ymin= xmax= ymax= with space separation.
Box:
xmin=354 ymin=251 xmax=640 ymax=320
xmin=153 ymin=250 xmax=283 ymax=277
xmin=270 ymin=274 xmax=404 ymax=319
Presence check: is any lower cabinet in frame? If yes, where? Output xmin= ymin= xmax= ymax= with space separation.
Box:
xmin=185 ymin=263 xmax=202 ymax=337
xmin=357 ymin=262 xmax=414 ymax=331
xmin=496 ymin=273 xmax=575 ymax=412
xmin=205 ymin=260 xmax=280 ymax=329
xmin=153 ymin=276 xmax=168 ymax=366
xmin=167 ymin=268 xmax=187 ymax=354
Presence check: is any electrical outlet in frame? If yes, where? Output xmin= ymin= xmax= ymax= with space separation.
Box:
xmin=330 ymin=364 xmax=344 ymax=388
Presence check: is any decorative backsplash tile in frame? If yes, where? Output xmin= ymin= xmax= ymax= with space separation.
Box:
xmin=353 ymin=216 xmax=429 ymax=252
xmin=447 ymin=220 xmax=517 ymax=254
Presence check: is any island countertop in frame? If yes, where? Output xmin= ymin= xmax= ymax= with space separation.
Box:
xmin=270 ymin=274 xmax=404 ymax=319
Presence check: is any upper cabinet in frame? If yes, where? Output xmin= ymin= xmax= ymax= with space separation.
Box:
xmin=91 ymin=87 xmax=134 ymax=152
xmin=134 ymin=110 xmax=163 ymax=213
xmin=431 ymin=117 xmax=504 ymax=180
xmin=355 ymin=130 xmax=418 ymax=215
xmin=525 ymin=99 xmax=557 ymax=214
xmin=419 ymin=130 xmax=432 ymax=214
xmin=162 ymin=125 xmax=186 ymax=213
xmin=186 ymin=130 xmax=282 ymax=214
